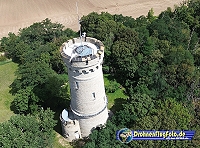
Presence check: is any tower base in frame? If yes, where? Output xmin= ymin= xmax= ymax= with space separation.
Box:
xmin=60 ymin=110 xmax=81 ymax=142
xmin=60 ymin=108 xmax=108 ymax=141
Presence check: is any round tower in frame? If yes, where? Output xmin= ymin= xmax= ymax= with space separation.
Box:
xmin=60 ymin=37 xmax=108 ymax=140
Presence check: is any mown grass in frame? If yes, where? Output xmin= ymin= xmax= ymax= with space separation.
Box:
xmin=0 ymin=61 xmax=17 ymax=122
xmin=104 ymin=74 xmax=128 ymax=109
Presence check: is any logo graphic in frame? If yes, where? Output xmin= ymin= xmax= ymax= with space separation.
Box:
xmin=116 ymin=129 xmax=195 ymax=142
xmin=117 ymin=128 xmax=133 ymax=143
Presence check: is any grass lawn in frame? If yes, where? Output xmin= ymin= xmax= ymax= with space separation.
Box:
xmin=104 ymin=74 xmax=128 ymax=109
xmin=0 ymin=60 xmax=17 ymax=123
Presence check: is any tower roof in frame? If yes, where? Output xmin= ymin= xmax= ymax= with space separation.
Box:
xmin=60 ymin=37 xmax=104 ymax=62
xmin=61 ymin=109 xmax=69 ymax=121
xmin=63 ymin=42 xmax=98 ymax=61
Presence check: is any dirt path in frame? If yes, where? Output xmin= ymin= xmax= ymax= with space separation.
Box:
xmin=0 ymin=0 xmax=183 ymax=39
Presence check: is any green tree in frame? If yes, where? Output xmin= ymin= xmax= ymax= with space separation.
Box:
xmin=83 ymin=121 xmax=129 ymax=148
xmin=3 ymin=19 xmax=76 ymax=114
xmin=148 ymin=15 xmax=190 ymax=49
xmin=147 ymin=8 xmax=157 ymax=23
xmin=0 ymin=33 xmax=22 ymax=63
xmin=194 ymin=47 xmax=200 ymax=66
xmin=12 ymin=86 xmax=39 ymax=114
xmin=111 ymin=27 xmax=140 ymax=85
xmin=113 ymin=14 xmax=136 ymax=28
xmin=130 ymin=98 xmax=195 ymax=147
xmin=124 ymin=93 xmax=155 ymax=119
xmin=10 ymin=46 xmax=69 ymax=113
xmin=80 ymin=4 xmax=200 ymax=148
xmin=19 ymin=18 xmax=64 ymax=46
xmin=0 ymin=108 xmax=56 ymax=148
xmin=162 ymin=46 xmax=196 ymax=98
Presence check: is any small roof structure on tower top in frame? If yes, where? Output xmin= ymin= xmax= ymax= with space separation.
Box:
xmin=61 ymin=109 xmax=69 ymax=122
xmin=63 ymin=41 xmax=99 ymax=61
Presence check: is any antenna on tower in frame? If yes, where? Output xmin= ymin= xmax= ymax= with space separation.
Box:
xmin=76 ymin=2 xmax=82 ymax=46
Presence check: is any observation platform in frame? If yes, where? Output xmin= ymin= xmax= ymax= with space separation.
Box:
xmin=60 ymin=37 xmax=104 ymax=62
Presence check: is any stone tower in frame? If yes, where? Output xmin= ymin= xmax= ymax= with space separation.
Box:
xmin=60 ymin=36 xmax=108 ymax=141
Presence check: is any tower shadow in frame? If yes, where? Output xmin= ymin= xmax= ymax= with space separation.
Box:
xmin=110 ymin=97 xmax=127 ymax=113
xmin=54 ymin=109 xmax=63 ymax=135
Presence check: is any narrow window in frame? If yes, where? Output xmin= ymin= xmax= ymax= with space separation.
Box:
xmin=89 ymin=69 xmax=94 ymax=72
xmin=74 ymin=131 xmax=80 ymax=139
xmin=75 ymin=82 xmax=79 ymax=90
xmin=92 ymin=92 xmax=96 ymax=100
xmin=82 ymin=70 xmax=88 ymax=74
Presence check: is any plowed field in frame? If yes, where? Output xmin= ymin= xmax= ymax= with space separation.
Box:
xmin=0 ymin=0 xmax=183 ymax=38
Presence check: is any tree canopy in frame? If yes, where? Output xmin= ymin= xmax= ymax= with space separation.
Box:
xmin=0 ymin=0 xmax=200 ymax=147
xmin=80 ymin=0 xmax=200 ymax=147
xmin=0 ymin=108 xmax=56 ymax=148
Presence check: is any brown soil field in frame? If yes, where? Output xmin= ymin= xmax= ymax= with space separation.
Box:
xmin=0 ymin=0 xmax=183 ymax=39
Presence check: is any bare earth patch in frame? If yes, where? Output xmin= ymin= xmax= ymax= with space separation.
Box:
xmin=0 ymin=0 xmax=183 ymax=39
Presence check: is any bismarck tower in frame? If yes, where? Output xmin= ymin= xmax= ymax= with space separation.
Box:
xmin=60 ymin=36 xmax=108 ymax=141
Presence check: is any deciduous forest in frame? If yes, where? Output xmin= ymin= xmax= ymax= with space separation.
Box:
xmin=0 ymin=0 xmax=200 ymax=147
